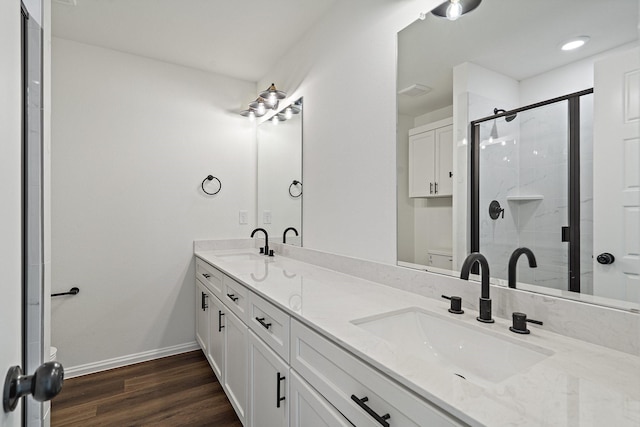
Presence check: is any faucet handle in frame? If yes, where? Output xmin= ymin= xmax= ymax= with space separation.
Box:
xmin=509 ymin=312 xmax=543 ymax=334
xmin=441 ymin=295 xmax=464 ymax=314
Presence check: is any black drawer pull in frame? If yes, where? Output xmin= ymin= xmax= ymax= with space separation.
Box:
xmin=218 ymin=310 xmax=225 ymax=332
xmin=226 ymin=293 xmax=239 ymax=302
xmin=351 ymin=395 xmax=390 ymax=427
xmin=202 ymin=273 xmax=211 ymax=279
xmin=201 ymin=292 xmax=208 ymax=311
xmin=256 ymin=317 xmax=272 ymax=330
xmin=276 ymin=372 xmax=286 ymax=408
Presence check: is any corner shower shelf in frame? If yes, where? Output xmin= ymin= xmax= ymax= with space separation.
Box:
xmin=506 ymin=195 xmax=544 ymax=201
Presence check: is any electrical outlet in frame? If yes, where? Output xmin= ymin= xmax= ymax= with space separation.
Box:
xmin=263 ymin=210 xmax=272 ymax=224
xmin=239 ymin=210 xmax=248 ymax=225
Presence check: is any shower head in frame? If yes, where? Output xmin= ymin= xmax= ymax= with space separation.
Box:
xmin=494 ymin=108 xmax=517 ymax=122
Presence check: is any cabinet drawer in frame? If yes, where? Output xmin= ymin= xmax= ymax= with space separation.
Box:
xmin=291 ymin=320 xmax=462 ymax=427
xmin=196 ymin=258 xmax=223 ymax=298
xmin=248 ymin=292 xmax=290 ymax=363
xmin=223 ymin=275 xmax=248 ymax=323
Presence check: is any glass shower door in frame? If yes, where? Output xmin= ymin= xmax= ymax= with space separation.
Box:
xmin=475 ymin=100 xmax=571 ymax=291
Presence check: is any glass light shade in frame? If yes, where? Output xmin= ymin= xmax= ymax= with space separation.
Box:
xmin=446 ymin=0 xmax=463 ymax=20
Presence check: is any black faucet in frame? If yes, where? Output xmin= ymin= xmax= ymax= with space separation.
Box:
xmin=250 ymin=228 xmax=269 ymax=255
xmin=282 ymin=227 xmax=298 ymax=244
xmin=508 ymin=247 xmax=537 ymax=289
xmin=460 ymin=252 xmax=494 ymax=323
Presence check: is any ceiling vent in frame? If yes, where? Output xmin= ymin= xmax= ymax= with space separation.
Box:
xmin=398 ymin=84 xmax=431 ymax=97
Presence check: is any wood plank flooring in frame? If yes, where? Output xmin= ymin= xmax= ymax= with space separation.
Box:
xmin=51 ymin=350 xmax=242 ymax=427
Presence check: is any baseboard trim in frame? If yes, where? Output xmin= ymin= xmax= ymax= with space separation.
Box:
xmin=64 ymin=342 xmax=200 ymax=379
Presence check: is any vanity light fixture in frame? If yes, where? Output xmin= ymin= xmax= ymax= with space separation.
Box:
xmin=560 ymin=36 xmax=590 ymax=51
xmin=239 ymin=108 xmax=258 ymax=121
xmin=283 ymin=103 xmax=301 ymax=120
xmin=431 ymin=0 xmax=482 ymax=21
xmin=259 ymin=83 xmax=287 ymax=110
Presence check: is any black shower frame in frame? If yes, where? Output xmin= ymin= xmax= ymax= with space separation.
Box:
xmin=469 ymin=88 xmax=594 ymax=293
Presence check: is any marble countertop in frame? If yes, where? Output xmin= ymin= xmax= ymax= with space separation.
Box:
xmin=195 ymin=249 xmax=640 ymax=427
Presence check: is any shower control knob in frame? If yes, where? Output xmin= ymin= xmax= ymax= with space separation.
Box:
xmin=597 ymin=253 xmax=615 ymax=265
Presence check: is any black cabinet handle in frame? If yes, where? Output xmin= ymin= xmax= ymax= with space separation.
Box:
xmin=218 ymin=310 xmax=225 ymax=332
xmin=226 ymin=293 xmax=239 ymax=302
xmin=276 ymin=372 xmax=286 ymax=408
xmin=201 ymin=292 xmax=208 ymax=310
xmin=429 ymin=182 xmax=433 ymax=194
xmin=435 ymin=182 xmax=438 ymax=194
xmin=351 ymin=395 xmax=390 ymax=427
xmin=256 ymin=317 xmax=272 ymax=330
xmin=202 ymin=273 xmax=211 ymax=279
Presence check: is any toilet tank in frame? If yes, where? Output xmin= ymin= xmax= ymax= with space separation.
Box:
xmin=427 ymin=249 xmax=453 ymax=270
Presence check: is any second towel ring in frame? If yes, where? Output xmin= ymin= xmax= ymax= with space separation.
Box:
xmin=202 ymin=175 xmax=222 ymax=195
xmin=289 ymin=180 xmax=302 ymax=198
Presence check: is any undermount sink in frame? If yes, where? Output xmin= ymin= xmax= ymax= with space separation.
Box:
xmin=352 ymin=307 xmax=553 ymax=386
xmin=214 ymin=252 xmax=265 ymax=261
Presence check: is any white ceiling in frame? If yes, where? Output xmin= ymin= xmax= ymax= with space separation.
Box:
xmin=52 ymin=0 xmax=338 ymax=82
xmin=398 ymin=0 xmax=640 ymax=117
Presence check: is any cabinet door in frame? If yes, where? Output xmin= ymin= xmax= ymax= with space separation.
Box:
xmin=195 ymin=280 xmax=210 ymax=353
xmin=248 ymin=331 xmax=288 ymax=427
xmin=207 ymin=294 xmax=225 ymax=381
xmin=289 ymin=370 xmax=352 ymax=427
xmin=409 ymin=130 xmax=436 ymax=197
xmin=435 ymin=124 xmax=453 ymax=196
xmin=224 ymin=309 xmax=249 ymax=425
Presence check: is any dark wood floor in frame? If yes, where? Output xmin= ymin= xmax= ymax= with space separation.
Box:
xmin=51 ymin=350 xmax=242 ymax=427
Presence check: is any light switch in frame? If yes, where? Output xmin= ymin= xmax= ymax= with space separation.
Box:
xmin=263 ymin=210 xmax=272 ymax=224
xmin=239 ymin=210 xmax=248 ymax=225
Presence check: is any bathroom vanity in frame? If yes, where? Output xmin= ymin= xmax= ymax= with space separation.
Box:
xmin=194 ymin=242 xmax=640 ymax=427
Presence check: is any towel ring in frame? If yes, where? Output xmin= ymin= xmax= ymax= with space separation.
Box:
xmin=202 ymin=175 xmax=222 ymax=195
xmin=289 ymin=180 xmax=302 ymax=198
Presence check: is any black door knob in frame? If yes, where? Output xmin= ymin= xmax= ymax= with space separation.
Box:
xmin=3 ymin=362 xmax=64 ymax=413
xmin=597 ymin=253 xmax=615 ymax=265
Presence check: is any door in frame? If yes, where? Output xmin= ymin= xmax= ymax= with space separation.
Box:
xmin=593 ymin=47 xmax=640 ymax=301
xmin=435 ymin=125 xmax=453 ymax=196
xmin=1 ymin=1 xmax=26 ymax=426
xmin=207 ymin=294 xmax=224 ymax=381
xmin=195 ymin=280 xmax=209 ymax=352
xmin=248 ymin=331 xmax=288 ymax=427
xmin=289 ymin=370 xmax=351 ymax=427
xmin=409 ymin=130 xmax=435 ymax=197
xmin=224 ymin=309 xmax=248 ymax=425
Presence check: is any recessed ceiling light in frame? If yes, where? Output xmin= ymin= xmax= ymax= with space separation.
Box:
xmin=561 ymin=36 xmax=590 ymax=51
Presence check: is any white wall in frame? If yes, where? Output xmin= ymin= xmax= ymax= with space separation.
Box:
xmin=397 ymin=114 xmax=415 ymax=262
xmin=257 ymin=0 xmax=443 ymax=264
xmin=51 ymin=38 xmax=257 ymax=370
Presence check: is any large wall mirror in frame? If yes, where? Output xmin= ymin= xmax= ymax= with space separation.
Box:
xmin=257 ymin=98 xmax=303 ymax=245
xmin=397 ymin=0 xmax=639 ymax=311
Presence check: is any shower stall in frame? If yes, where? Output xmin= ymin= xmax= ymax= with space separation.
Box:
xmin=470 ymin=89 xmax=594 ymax=293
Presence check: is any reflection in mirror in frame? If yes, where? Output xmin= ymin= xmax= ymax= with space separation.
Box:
xmin=257 ymin=98 xmax=303 ymax=246
xmin=396 ymin=0 xmax=639 ymax=311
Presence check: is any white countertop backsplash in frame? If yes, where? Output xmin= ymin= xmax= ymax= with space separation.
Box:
xmin=194 ymin=239 xmax=640 ymax=426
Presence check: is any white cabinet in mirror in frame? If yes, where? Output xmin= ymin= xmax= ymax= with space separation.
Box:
xmin=396 ymin=0 xmax=640 ymax=311
xmin=257 ymin=98 xmax=303 ymax=247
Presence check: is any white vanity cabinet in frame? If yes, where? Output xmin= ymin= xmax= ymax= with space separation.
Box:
xmin=248 ymin=330 xmax=289 ymax=427
xmin=196 ymin=255 xmax=461 ymax=427
xmin=409 ymin=118 xmax=453 ymax=198
xmin=290 ymin=319 xmax=462 ymax=427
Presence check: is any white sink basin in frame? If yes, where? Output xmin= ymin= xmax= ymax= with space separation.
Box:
xmin=352 ymin=307 xmax=553 ymax=386
xmin=215 ymin=252 xmax=265 ymax=261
